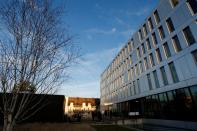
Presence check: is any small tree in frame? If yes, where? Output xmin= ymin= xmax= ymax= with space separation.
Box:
xmin=0 ymin=0 xmax=79 ymax=131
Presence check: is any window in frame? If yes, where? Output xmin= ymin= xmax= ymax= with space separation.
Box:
xmin=143 ymin=24 xmax=148 ymax=36
xmin=133 ymin=81 xmax=136 ymax=95
xmin=158 ymin=26 xmax=165 ymax=40
xmin=144 ymin=57 xmax=149 ymax=70
xmin=148 ymin=17 xmax=154 ymax=31
xmin=160 ymin=66 xmax=168 ymax=85
xmin=154 ymin=10 xmax=160 ymax=24
xmin=156 ymin=48 xmax=162 ymax=63
xmin=190 ymin=85 xmax=197 ymax=108
xmin=128 ymin=42 xmax=132 ymax=53
xmin=146 ymin=38 xmax=151 ymax=50
xmin=158 ymin=93 xmax=168 ymax=115
xmin=183 ymin=26 xmax=196 ymax=45
xmin=139 ymin=29 xmax=143 ymax=41
xmin=166 ymin=18 xmax=175 ymax=33
xmin=135 ymin=64 xmax=139 ymax=76
xmin=153 ymin=70 xmax=160 ymax=88
xmin=192 ymin=49 xmax=197 ymax=66
xmin=170 ymin=0 xmax=179 ymax=7
xmin=139 ymin=61 xmax=143 ymax=73
xmin=152 ymin=32 xmax=158 ymax=46
xmin=149 ymin=53 xmax=155 ymax=67
xmin=187 ymin=0 xmax=197 ymax=14
xmin=163 ymin=42 xmax=171 ymax=58
xmin=169 ymin=62 xmax=179 ymax=83
xmin=137 ymin=79 xmax=141 ymax=93
xmin=129 ymin=55 xmax=133 ymax=65
xmin=131 ymin=68 xmax=134 ymax=79
xmin=137 ymin=47 xmax=141 ymax=59
xmin=172 ymin=35 xmax=182 ymax=52
xmin=141 ymin=43 xmax=146 ymax=55
xmin=147 ymin=73 xmax=153 ymax=90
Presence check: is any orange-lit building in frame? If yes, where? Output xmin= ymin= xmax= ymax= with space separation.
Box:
xmin=64 ymin=97 xmax=100 ymax=114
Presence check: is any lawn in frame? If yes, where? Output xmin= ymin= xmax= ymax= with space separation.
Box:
xmin=92 ymin=125 xmax=133 ymax=131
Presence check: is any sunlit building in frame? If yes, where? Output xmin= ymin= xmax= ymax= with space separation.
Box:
xmin=64 ymin=97 xmax=100 ymax=114
xmin=100 ymin=0 xmax=197 ymax=129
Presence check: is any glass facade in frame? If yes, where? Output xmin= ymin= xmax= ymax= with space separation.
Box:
xmin=114 ymin=86 xmax=197 ymax=122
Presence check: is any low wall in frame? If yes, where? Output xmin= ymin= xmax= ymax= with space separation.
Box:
xmin=0 ymin=93 xmax=65 ymax=125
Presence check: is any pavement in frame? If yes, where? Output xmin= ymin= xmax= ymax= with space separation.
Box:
xmin=125 ymin=124 xmax=193 ymax=131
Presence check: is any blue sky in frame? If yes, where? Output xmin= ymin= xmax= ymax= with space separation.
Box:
xmin=58 ymin=0 xmax=159 ymax=98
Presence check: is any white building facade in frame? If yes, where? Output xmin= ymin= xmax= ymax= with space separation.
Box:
xmin=100 ymin=0 xmax=197 ymax=129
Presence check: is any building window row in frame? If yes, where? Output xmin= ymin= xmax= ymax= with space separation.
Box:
xmin=102 ymin=48 xmax=197 ymax=104
xmin=101 ymin=1 xmax=197 ymax=100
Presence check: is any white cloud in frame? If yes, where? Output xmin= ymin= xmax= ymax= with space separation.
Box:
xmin=85 ymin=27 xmax=117 ymax=35
xmin=123 ymin=6 xmax=151 ymax=17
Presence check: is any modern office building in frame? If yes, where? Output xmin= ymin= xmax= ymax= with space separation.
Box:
xmin=100 ymin=0 xmax=197 ymax=129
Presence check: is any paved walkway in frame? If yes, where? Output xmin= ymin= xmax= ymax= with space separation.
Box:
xmin=126 ymin=124 xmax=193 ymax=131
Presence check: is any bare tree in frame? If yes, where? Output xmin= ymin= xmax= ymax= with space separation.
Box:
xmin=0 ymin=0 xmax=79 ymax=131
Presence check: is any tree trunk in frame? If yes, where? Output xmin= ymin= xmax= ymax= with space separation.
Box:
xmin=3 ymin=113 xmax=13 ymax=131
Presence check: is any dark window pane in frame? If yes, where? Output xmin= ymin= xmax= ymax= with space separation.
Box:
xmin=172 ymin=35 xmax=182 ymax=52
xmin=148 ymin=18 xmax=154 ymax=31
xmin=156 ymin=48 xmax=162 ymax=62
xmin=154 ymin=10 xmax=160 ymax=24
xmin=158 ymin=26 xmax=165 ymax=39
xmin=183 ymin=26 xmax=196 ymax=45
xmin=190 ymin=85 xmax=197 ymax=108
xmin=137 ymin=79 xmax=141 ymax=93
xmin=175 ymin=88 xmax=194 ymax=120
xmin=160 ymin=66 xmax=168 ymax=85
xmin=152 ymin=32 xmax=158 ymax=46
xmin=166 ymin=18 xmax=175 ymax=33
xmin=169 ymin=62 xmax=179 ymax=83
xmin=163 ymin=42 xmax=171 ymax=58
xmin=141 ymin=43 xmax=146 ymax=55
xmin=153 ymin=70 xmax=160 ymax=88
xmin=133 ymin=81 xmax=136 ymax=95
xmin=149 ymin=53 xmax=155 ymax=67
xmin=192 ymin=49 xmax=197 ymax=66
xmin=139 ymin=29 xmax=143 ymax=41
xmin=147 ymin=73 xmax=153 ymax=90
xmin=137 ymin=47 xmax=141 ymax=59
xmin=187 ymin=0 xmax=197 ymax=14
xmin=144 ymin=57 xmax=149 ymax=70
xmin=146 ymin=38 xmax=151 ymax=50
xmin=143 ymin=24 xmax=148 ymax=36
